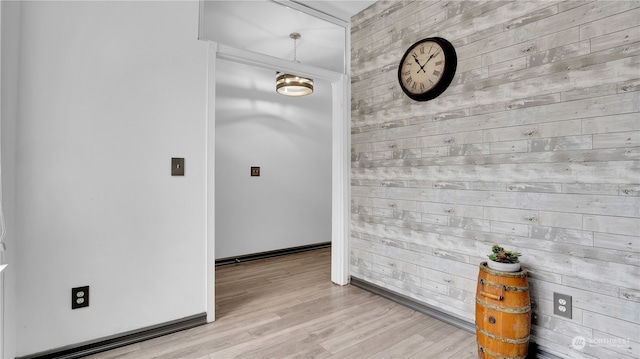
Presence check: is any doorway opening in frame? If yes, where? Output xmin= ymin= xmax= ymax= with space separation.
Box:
xmin=214 ymin=59 xmax=332 ymax=265
xmin=205 ymin=42 xmax=350 ymax=322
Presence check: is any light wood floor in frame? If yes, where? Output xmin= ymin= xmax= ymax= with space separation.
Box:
xmin=87 ymin=248 xmax=477 ymax=359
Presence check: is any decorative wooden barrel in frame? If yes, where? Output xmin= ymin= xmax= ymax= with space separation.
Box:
xmin=476 ymin=262 xmax=530 ymax=359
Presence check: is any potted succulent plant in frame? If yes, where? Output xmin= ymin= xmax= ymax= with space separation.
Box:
xmin=487 ymin=244 xmax=522 ymax=272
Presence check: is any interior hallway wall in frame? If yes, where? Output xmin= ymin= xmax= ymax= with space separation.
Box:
xmin=0 ymin=2 xmax=20 ymax=357
xmin=215 ymin=59 xmax=332 ymax=259
xmin=9 ymin=1 xmax=208 ymax=355
xmin=350 ymin=1 xmax=639 ymax=358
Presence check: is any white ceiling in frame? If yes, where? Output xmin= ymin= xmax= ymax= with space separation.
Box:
xmin=200 ymin=0 xmax=375 ymax=73
xmin=295 ymin=0 xmax=375 ymax=22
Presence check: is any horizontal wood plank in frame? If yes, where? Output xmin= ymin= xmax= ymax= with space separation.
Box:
xmin=351 ymin=1 xmax=640 ymax=358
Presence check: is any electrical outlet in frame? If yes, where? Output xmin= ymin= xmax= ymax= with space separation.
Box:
xmin=72 ymin=286 xmax=89 ymax=309
xmin=553 ymin=292 xmax=572 ymax=319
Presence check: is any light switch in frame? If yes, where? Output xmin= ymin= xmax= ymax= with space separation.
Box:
xmin=172 ymin=158 xmax=185 ymax=176
xmin=251 ymin=167 xmax=260 ymax=176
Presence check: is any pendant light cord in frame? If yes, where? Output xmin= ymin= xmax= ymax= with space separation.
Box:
xmin=293 ymin=36 xmax=297 ymax=62
xmin=289 ymin=32 xmax=301 ymax=63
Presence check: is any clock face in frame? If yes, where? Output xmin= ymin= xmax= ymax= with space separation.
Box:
xmin=398 ymin=37 xmax=457 ymax=101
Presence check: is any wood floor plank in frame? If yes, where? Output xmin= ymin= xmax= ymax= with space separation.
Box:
xmin=280 ymin=344 xmax=332 ymax=359
xmin=370 ymin=333 xmax=436 ymax=359
xmin=319 ymin=307 xmax=420 ymax=354
xmin=328 ymin=314 xmax=435 ymax=358
xmin=88 ymin=248 xmax=477 ymax=359
xmin=410 ymin=324 xmax=476 ymax=359
xmin=447 ymin=335 xmax=480 ymax=359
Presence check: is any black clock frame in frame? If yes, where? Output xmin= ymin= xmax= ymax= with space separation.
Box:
xmin=398 ymin=37 xmax=457 ymax=102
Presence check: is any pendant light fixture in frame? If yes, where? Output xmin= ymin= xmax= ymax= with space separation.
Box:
xmin=276 ymin=32 xmax=314 ymax=97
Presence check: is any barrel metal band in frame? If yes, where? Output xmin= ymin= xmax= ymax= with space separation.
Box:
xmin=476 ymin=297 xmax=531 ymax=313
xmin=476 ymin=326 xmax=530 ymax=344
xmin=478 ymin=344 xmax=527 ymax=359
xmin=479 ymin=278 xmax=529 ymax=292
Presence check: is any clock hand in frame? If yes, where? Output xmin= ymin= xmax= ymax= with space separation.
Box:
xmin=417 ymin=61 xmax=427 ymax=73
xmin=425 ymin=51 xmax=439 ymax=64
xmin=412 ymin=54 xmax=428 ymax=73
xmin=416 ymin=60 xmax=429 ymax=74
xmin=412 ymin=53 xmax=423 ymax=67
xmin=416 ymin=51 xmax=441 ymax=74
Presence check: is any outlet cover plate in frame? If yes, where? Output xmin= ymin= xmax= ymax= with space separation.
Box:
xmin=72 ymin=286 xmax=90 ymax=309
xmin=251 ymin=167 xmax=260 ymax=176
xmin=171 ymin=158 xmax=185 ymax=176
xmin=553 ymin=292 xmax=572 ymax=319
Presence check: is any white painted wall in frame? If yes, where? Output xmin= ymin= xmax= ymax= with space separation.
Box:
xmin=215 ymin=59 xmax=332 ymax=259
xmin=1 ymin=2 xmax=21 ymax=357
xmin=10 ymin=1 xmax=208 ymax=355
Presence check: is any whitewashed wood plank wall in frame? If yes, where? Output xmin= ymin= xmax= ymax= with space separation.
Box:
xmin=350 ymin=1 xmax=640 ymax=358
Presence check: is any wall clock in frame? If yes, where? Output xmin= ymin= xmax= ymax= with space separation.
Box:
xmin=398 ymin=37 xmax=457 ymax=101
